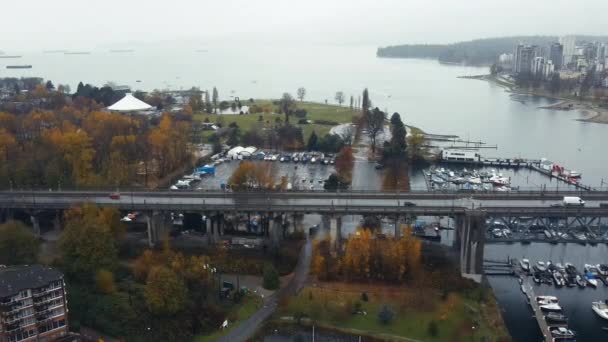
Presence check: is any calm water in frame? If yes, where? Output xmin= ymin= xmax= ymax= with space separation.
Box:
xmin=4 ymin=45 xmax=608 ymax=340
xmin=1 ymin=44 xmax=607 ymax=185
xmin=486 ymin=243 xmax=608 ymax=342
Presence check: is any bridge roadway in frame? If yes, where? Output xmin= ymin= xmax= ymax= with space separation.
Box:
xmin=2 ymin=190 xmax=608 ymax=216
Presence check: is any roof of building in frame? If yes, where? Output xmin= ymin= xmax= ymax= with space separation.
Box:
xmin=107 ymin=93 xmax=153 ymax=112
xmin=0 ymin=265 xmax=64 ymax=298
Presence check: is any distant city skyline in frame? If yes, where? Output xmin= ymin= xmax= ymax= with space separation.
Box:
xmin=1 ymin=0 xmax=608 ymax=51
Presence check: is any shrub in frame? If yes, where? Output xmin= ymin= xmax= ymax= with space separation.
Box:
xmin=263 ymin=264 xmax=280 ymax=290
xmin=95 ymin=269 xmax=116 ymax=294
xmin=378 ymin=305 xmax=394 ymax=325
xmin=428 ymin=320 xmax=439 ymax=337
xmin=361 ymin=292 xmax=369 ymax=302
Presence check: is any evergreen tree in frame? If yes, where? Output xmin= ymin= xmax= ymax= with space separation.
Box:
xmin=307 ymin=131 xmax=319 ymax=151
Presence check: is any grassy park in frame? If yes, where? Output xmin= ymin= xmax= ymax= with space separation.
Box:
xmin=193 ymin=100 xmax=360 ymax=142
xmin=276 ymin=283 xmax=510 ymax=342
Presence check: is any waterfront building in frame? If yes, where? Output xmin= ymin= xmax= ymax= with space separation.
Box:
xmin=559 ymin=35 xmax=576 ymax=65
xmin=513 ymin=44 xmax=538 ymax=75
xmin=499 ymin=53 xmax=514 ymax=70
xmin=531 ymin=56 xmax=545 ymax=77
xmin=549 ymin=43 xmax=564 ymax=70
xmin=0 ymin=265 xmax=69 ymax=342
xmin=543 ymin=61 xmax=555 ymax=80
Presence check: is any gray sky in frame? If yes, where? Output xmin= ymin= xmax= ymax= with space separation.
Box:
xmin=2 ymin=0 xmax=607 ymax=50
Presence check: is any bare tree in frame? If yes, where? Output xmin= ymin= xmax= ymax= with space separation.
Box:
xmin=297 ymin=87 xmax=306 ymax=102
xmin=365 ymin=107 xmax=386 ymax=153
xmin=335 ymin=91 xmax=345 ymax=106
xmin=341 ymin=124 xmax=354 ymax=145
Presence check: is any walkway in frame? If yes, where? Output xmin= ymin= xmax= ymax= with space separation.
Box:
xmin=217 ymin=238 xmax=312 ymax=342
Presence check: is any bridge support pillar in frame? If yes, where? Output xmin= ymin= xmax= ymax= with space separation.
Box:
xmin=145 ymin=211 xmax=171 ymax=247
xmin=457 ymin=211 xmax=486 ymax=283
xmin=30 ymin=215 xmax=41 ymax=237
xmin=330 ymin=216 xmax=342 ymax=249
xmin=268 ymin=213 xmax=282 ymax=249
xmin=394 ymin=215 xmax=402 ymax=239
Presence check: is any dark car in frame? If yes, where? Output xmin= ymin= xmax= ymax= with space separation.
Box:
xmin=550 ymin=203 xmax=563 ymax=208
xmin=374 ymin=163 xmax=384 ymax=170
xmin=402 ymin=201 xmax=416 ymax=207
xmin=109 ymin=192 xmax=121 ymax=200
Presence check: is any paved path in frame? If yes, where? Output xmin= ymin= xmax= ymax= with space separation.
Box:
xmin=217 ymin=238 xmax=312 ymax=342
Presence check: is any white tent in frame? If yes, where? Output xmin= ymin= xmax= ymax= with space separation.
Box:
xmin=107 ymin=93 xmax=153 ymax=112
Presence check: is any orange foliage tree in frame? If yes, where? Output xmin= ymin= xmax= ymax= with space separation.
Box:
xmin=228 ymin=161 xmax=277 ymax=190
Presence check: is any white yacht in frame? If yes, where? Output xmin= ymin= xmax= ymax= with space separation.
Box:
xmin=539 ymin=303 xmax=562 ymax=312
xmin=550 ymin=327 xmax=575 ymax=339
xmin=592 ymin=300 xmax=608 ymax=320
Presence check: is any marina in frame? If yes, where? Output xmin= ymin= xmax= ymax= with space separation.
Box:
xmin=426 ymin=149 xmax=595 ymax=192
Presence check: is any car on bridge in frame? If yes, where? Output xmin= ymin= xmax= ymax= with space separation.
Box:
xmin=109 ymin=192 xmax=121 ymax=200
xmin=402 ymin=201 xmax=416 ymax=207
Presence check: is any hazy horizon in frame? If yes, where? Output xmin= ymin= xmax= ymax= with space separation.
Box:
xmin=2 ymin=0 xmax=607 ymax=52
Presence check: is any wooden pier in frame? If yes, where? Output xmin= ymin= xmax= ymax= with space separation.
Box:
xmin=522 ymin=280 xmax=553 ymax=342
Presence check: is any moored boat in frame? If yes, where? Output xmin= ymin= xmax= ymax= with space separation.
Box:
xmin=550 ymin=326 xmax=575 ymax=339
xmin=592 ymin=300 xmax=608 ymax=320
xmin=520 ymin=258 xmax=531 ymax=272
xmin=540 ymin=303 xmax=562 ymax=312
xmin=545 ymin=312 xmax=568 ymax=324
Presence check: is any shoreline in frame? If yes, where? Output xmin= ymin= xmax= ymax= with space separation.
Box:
xmin=463 ymin=74 xmax=608 ymax=124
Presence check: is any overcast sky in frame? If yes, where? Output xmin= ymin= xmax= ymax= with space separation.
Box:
xmin=2 ymin=0 xmax=607 ymax=51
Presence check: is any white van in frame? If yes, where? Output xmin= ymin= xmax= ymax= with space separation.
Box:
xmin=563 ymin=197 xmax=585 ymax=207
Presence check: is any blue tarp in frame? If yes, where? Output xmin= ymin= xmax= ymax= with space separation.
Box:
xmin=195 ymin=165 xmax=215 ymax=175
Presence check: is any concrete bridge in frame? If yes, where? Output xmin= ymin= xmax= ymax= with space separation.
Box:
xmin=2 ymin=190 xmax=608 ymax=282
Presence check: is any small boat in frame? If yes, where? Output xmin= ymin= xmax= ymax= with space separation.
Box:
xmin=520 ymin=284 xmax=527 ymax=294
xmin=575 ymin=274 xmax=587 ymax=288
xmin=597 ymin=264 xmax=608 ymax=276
xmin=592 ymin=300 xmax=608 ymax=320
xmin=520 ymin=258 xmax=531 ymax=272
xmin=585 ymin=272 xmax=598 ymax=287
xmin=536 ymin=261 xmax=547 ymax=272
xmin=553 ymin=272 xmax=566 ymax=287
xmin=536 ymin=296 xmax=559 ymax=303
xmin=540 ymin=303 xmax=562 ymax=312
xmin=550 ymin=327 xmax=575 ymax=339
xmin=545 ymin=312 xmax=568 ymax=324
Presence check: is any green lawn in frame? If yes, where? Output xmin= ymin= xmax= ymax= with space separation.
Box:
xmin=193 ymin=100 xmax=360 ymax=143
xmin=193 ymin=294 xmax=263 ymax=342
xmin=278 ymin=286 xmax=509 ymax=342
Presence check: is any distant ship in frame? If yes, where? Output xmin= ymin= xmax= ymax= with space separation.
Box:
xmin=43 ymin=50 xmax=68 ymax=53
xmin=64 ymin=51 xmax=91 ymax=55
xmin=0 ymin=55 xmax=22 ymax=59
xmin=6 ymin=65 xmax=32 ymax=69
xmin=109 ymin=49 xmax=135 ymax=53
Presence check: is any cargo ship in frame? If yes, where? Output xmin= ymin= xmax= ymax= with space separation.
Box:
xmin=6 ymin=65 xmax=32 ymax=69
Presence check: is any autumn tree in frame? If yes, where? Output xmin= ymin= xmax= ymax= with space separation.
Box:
xmin=144 ymin=266 xmax=187 ymax=315
xmin=0 ymin=221 xmax=40 ymax=265
xmin=407 ymin=133 xmax=427 ymax=162
xmin=342 ymin=228 xmax=373 ymax=281
xmin=334 ymin=146 xmax=354 ymax=183
xmin=297 ymin=87 xmax=306 ymax=102
xmin=96 ymin=269 xmax=116 ymax=294
xmin=335 ymin=91 xmax=345 ymax=106
xmin=59 ymin=204 xmax=119 ymax=279
xmin=229 ymin=161 xmax=277 ymax=190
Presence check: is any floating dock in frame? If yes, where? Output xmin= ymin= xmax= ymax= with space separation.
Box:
xmin=522 ymin=280 xmax=553 ymax=342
